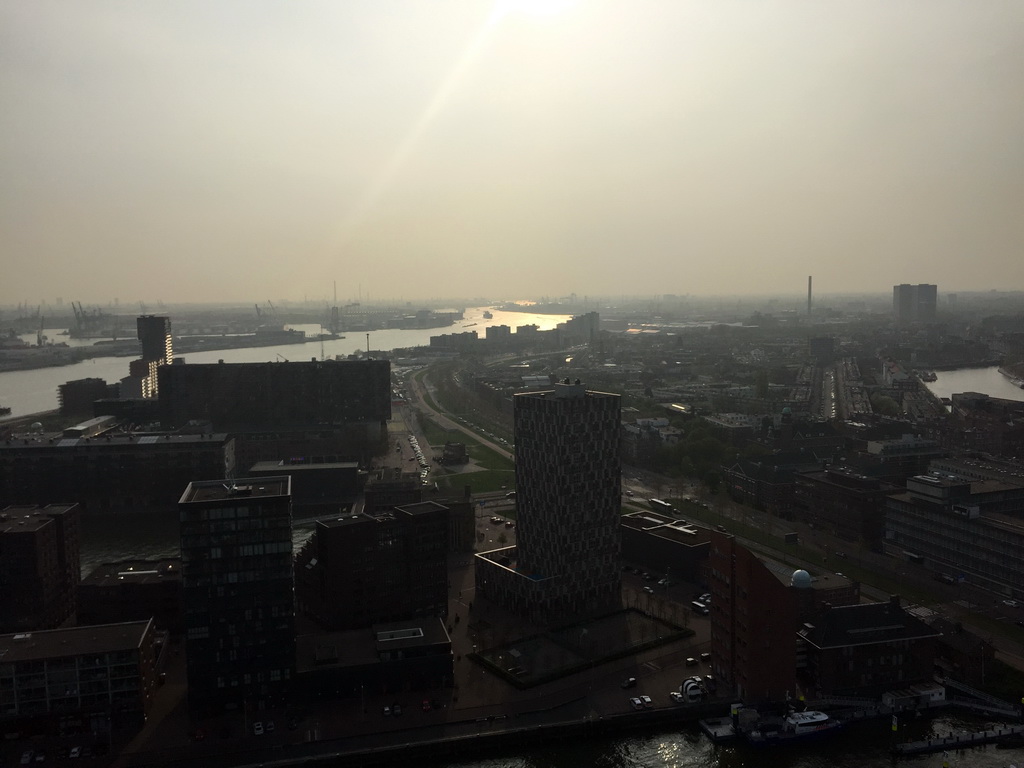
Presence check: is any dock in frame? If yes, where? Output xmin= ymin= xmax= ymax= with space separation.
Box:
xmin=894 ymin=724 xmax=1024 ymax=756
xmin=698 ymin=716 xmax=737 ymax=743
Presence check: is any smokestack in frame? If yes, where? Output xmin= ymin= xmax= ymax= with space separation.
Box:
xmin=807 ymin=276 xmax=812 ymax=316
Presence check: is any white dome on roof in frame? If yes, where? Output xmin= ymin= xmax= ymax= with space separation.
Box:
xmin=791 ymin=569 xmax=812 ymax=588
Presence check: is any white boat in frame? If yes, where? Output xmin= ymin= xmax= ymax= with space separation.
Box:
xmin=746 ymin=710 xmax=841 ymax=745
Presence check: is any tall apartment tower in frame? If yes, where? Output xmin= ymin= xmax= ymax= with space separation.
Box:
xmin=132 ymin=316 xmax=174 ymax=399
xmin=476 ymin=381 xmax=621 ymax=621
xmin=892 ymin=284 xmax=937 ymax=325
xmin=179 ymin=477 xmax=294 ymax=714
xmin=137 ymin=315 xmax=173 ymax=365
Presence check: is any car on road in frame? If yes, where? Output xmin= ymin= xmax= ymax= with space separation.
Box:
xmin=700 ymin=652 xmax=711 ymax=663
xmin=630 ymin=697 xmax=645 ymax=711
xmin=266 ymin=720 xmax=275 ymax=733
xmin=392 ymin=703 xmax=402 ymax=716
xmin=685 ymin=657 xmax=698 ymax=667
xmin=643 ymin=586 xmax=655 ymax=594
xmin=382 ymin=705 xmax=391 ymax=716
xmin=21 ymin=751 xmax=34 ymax=766
xmin=1004 ymin=599 xmax=1018 ymax=608
xmin=621 ymin=677 xmax=637 ymax=688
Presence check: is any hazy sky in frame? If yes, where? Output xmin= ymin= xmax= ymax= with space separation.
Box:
xmin=2 ymin=0 xmax=1022 ymax=306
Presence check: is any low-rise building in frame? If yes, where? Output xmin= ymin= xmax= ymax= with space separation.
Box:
xmin=0 ymin=619 xmax=158 ymax=736
xmin=797 ymin=597 xmax=940 ymax=697
xmin=295 ymin=618 xmax=452 ymax=698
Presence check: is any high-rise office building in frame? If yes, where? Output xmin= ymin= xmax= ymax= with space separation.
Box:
xmin=179 ymin=477 xmax=294 ymax=714
xmin=476 ymin=381 xmax=621 ymax=621
xmin=892 ymin=284 xmax=937 ymax=325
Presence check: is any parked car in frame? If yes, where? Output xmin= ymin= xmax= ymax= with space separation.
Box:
xmin=669 ymin=691 xmax=685 ymax=703
xmin=253 ymin=721 xmax=264 ymax=736
xmin=622 ymin=677 xmax=637 ymax=689
xmin=640 ymin=695 xmax=653 ymax=708
xmin=685 ymin=657 xmax=698 ymax=667
xmin=630 ymin=697 xmax=645 ymax=711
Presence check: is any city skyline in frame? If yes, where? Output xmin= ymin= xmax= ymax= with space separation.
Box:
xmin=2 ymin=1 xmax=1023 ymax=304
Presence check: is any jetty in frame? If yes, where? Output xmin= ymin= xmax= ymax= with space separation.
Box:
xmin=894 ymin=724 xmax=1024 ymax=756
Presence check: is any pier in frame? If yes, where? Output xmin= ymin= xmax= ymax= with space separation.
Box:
xmin=894 ymin=723 xmax=1024 ymax=756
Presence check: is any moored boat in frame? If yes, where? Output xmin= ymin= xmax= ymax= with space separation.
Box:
xmin=745 ymin=710 xmax=841 ymax=745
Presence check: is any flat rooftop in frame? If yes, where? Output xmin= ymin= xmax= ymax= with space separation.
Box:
xmin=0 ymin=620 xmax=152 ymax=663
xmin=81 ymin=558 xmax=181 ymax=585
xmin=181 ymin=476 xmax=289 ymax=503
xmin=0 ymin=433 xmax=230 ymax=450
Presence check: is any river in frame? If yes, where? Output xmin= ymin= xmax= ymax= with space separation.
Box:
xmin=0 ymin=306 xmax=569 ymax=420
xmin=430 ymin=711 xmax=1019 ymax=768
xmin=925 ymin=366 xmax=1024 ymax=403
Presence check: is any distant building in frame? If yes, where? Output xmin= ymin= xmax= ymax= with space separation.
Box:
xmin=158 ymin=359 xmax=391 ymax=433
xmin=793 ymin=467 xmax=898 ymax=550
xmin=0 ymin=619 xmax=158 ymax=735
xmin=128 ymin=315 xmax=174 ymax=398
xmin=179 ymin=477 xmax=295 ymax=714
xmin=485 ymin=325 xmax=512 ymax=342
xmin=893 ymin=284 xmax=937 ymax=325
xmin=137 ymin=315 xmax=173 ymax=366
xmin=294 ymin=501 xmax=449 ymax=631
xmin=557 ymin=312 xmax=600 ymax=345
xmin=57 ymin=378 xmax=117 ymax=417
xmin=0 ymin=504 xmax=80 ymax=633
xmin=476 ymin=381 xmax=621 ymax=622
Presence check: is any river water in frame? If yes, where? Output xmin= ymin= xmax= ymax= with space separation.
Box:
xmin=0 ymin=306 xmax=569 ymax=420
xmin=433 ymin=711 xmax=1020 ymax=768
xmin=925 ymin=367 xmax=1024 ymax=403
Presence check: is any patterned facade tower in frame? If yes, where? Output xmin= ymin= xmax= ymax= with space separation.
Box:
xmin=513 ymin=381 xmax=621 ymax=617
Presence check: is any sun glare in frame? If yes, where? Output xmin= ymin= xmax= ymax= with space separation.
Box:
xmin=493 ymin=0 xmax=579 ymax=20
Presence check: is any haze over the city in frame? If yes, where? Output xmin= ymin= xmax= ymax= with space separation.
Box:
xmin=2 ymin=0 xmax=1022 ymax=306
